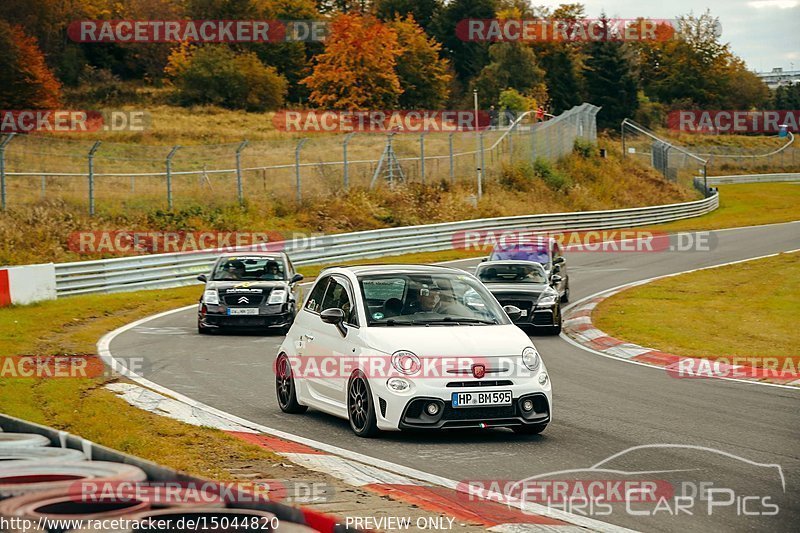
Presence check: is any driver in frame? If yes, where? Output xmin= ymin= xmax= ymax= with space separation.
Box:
xmin=219 ymin=260 xmax=245 ymax=280
xmin=261 ymin=260 xmax=281 ymax=280
xmin=418 ymin=284 xmax=442 ymax=312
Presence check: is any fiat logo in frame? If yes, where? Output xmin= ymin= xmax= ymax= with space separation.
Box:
xmin=472 ymin=364 xmax=486 ymax=379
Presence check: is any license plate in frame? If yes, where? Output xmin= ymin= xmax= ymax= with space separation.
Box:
xmin=227 ymin=308 xmax=259 ymax=316
xmin=452 ymin=390 xmax=512 ymax=408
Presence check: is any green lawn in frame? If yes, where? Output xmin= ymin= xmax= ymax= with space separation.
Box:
xmin=594 ymin=251 xmax=800 ymax=366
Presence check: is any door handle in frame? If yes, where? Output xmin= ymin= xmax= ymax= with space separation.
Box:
xmin=304 ymin=334 xmax=314 ymax=341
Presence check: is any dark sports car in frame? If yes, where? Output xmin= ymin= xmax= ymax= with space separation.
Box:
xmin=197 ymin=252 xmax=303 ymax=334
xmin=486 ymin=238 xmax=569 ymax=302
xmin=475 ymin=260 xmax=562 ymax=335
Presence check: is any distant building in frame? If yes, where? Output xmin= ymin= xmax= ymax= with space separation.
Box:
xmin=756 ymin=67 xmax=800 ymax=89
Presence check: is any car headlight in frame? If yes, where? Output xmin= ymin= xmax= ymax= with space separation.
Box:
xmin=391 ymin=350 xmax=421 ymax=375
xmin=203 ymin=289 xmax=219 ymax=305
xmin=268 ymin=289 xmax=288 ymax=304
xmin=522 ymin=346 xmax=541 ymax=371
xmin=537 ymin=291 xmax=557 ymax=306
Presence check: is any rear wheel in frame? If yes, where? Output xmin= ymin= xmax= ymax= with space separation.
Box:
xmin=276 ymin=354 xmax=307 ymax=414
xmin=197 ymin=321 xmax=211 ymax=335
xmin=347 ymin=373 xmax=379 ymax=438
xmin=561 ymin=281 xmax=570 ymax=303
xmin=513 ymin=423 xmax=548 ymax=435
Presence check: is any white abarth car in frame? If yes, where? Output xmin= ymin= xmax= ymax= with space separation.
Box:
xmin=275 ymin=265 xmax=552 ymax=437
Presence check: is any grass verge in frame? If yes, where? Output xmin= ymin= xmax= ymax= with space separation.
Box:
xmin=0 ymin=285 xmax=285 ymax=479
xmin=593 ymin=251 xmax=800 ymax=366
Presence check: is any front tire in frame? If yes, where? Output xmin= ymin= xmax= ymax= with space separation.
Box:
xmin=347 ymin=373 xmax=379 ymax=438
xmin=546 ymin=306 xmax=562 ymax=335
xmin=276 ymin=354 xmax=307 ymax=414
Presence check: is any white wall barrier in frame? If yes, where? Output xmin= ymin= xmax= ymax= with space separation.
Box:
xmin=0 ymin=263 xmax=56 ymax=307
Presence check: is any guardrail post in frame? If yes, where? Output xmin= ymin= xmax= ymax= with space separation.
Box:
xmin=0 ymin=133 xmax=16 ymax=211
xmin=478 ymin=131 xmax=485 ymax=200
xmin=295 ymin=138 xmax=308 ymax=203
xmin=448 ymin=132 xmax=455 ymax=184
xmin=235 ymin=140 xmax=248 ymax=206
xmin=165 ymin=146 xmax=180 ymax=210
xmin=419 ymin=133 xmax=426 ymax=183
xmin=87 ymin=141 xmax=101 ymax=216
xmin=342 ymin=133 xmax=355 ymax=191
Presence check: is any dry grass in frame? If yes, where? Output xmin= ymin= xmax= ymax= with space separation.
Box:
xmin=0 ymin=143 xmax=696 ymax=266
xmin=0 ymin=285 xmax=283 ymax=479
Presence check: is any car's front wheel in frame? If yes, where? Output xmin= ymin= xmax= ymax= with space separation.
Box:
xmin=276 ymin=354 xmax=307 ymax=414
xmin=513 ymin=423 xmax=548 ymax=435
xmin=347 ymin=372 xmax=379 ymax=438
xmin=546 ymin=306 xmax=562 ymax=335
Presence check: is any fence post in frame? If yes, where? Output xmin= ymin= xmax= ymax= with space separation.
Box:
xmin=419 ymin=133 xmax=427 ymax=183
xmin=342 ymin=133 xmax=355 ymax=191
xmin=448 ymin=132 xmax=455 ymax=184
xmin=165 ymin=146 xmax=180 ymax=210
xmin=478 ymin=131 xmax=485 ymax=199
xmin=295 ymin=138 xmax=308 ymax=203
xmin=509 ymin=122 xmax=516 ymax=164
xmin=0 ymin=133 xmax=16 ymax=211
xmin=621 ymin=121 xmax=626 ymax=159
xmin=87 ymin=141 xmax=102 ymax=216
xmin=235 ymin=140 xmax=249 ymax=206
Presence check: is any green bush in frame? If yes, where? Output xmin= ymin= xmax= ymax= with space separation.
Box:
xmin=573 ymin=138 xmax=597 ymax=158
xmin=533 ymin=158 xmax=572 ymax=191
xmin=171 ymin=46 xmax=287 ymax=111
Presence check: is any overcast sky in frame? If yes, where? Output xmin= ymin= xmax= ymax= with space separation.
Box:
xmin=539 ymin=0 xmax=800 ymax=72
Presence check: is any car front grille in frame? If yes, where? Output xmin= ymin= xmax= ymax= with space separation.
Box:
xmin=222 ymin=293 xmax=266 ymax=307
xmin=446 ymin=380 xmax=514 ymax=388
xmin=496 ymin=299 xmax=534 ymax=312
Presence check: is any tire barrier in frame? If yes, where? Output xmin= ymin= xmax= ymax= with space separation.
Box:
xmin=0 ymin=488 xmax=150 ymax=528
xmin=0 ymin=462 xmax=147 ymax=499
xmin=0 ymin=433 xmax=50 ymax=448
xmin=0 ymin=447 xmax=86 ymax=463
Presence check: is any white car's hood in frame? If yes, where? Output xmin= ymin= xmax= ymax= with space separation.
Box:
xmin=364 ymin=324 xmax=532 ymax=358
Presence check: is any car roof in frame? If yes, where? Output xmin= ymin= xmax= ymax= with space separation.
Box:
xmin=491 ymin=238 xmax=555 ymax=249
xmin=478 ymin=260 xmax=547 ymax=268
xmin=323 ymin=264 xmax=467 ymax=276
xmin=217 ymin=251 xmax=287 ymax=259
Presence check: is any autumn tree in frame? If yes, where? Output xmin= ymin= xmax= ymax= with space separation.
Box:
xmin=0 ymin=21 xmax=62 ymax=108
xmin=302 ymin=13 xmax=402 ymax=109
xmin=375 ymin=0 xmax=442 ymax=33
xmin=388 ymin=15 xmax=451 ymax=108
xmin=167 ymin=45 xmax=287 ymax=110
xmin=432 ymin=0 xmax=497 ymax=85
xmin=472 ymin=43 xmax=548 ymax=108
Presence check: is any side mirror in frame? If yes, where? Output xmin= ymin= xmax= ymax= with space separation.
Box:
xmin=553 ymin=256 xmax=565 ymax=265
xmin=290 ymin=273 xmax=304 ymax=284
xmin=503 ymin=305 xmax=522 ymax=321
xmin=197 ymin=274 xmax=207 ymax=283
xmin=320 ymin=308 xmax=347 ymax=336
xmin=551 ymin=274 xmax=563 ymax=285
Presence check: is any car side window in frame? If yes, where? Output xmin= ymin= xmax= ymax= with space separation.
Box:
xmin=305 ymin=277 xmax=329 ymax=313
xmin=321 ymin=277 xmax=359 ymax=327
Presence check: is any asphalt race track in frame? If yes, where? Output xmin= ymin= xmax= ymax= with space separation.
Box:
xmin=109 ymin=222 xmax=800 ymax=532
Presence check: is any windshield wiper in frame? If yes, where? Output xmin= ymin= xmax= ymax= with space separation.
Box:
xmin=412 ymin=317 xmax=498 ymax=325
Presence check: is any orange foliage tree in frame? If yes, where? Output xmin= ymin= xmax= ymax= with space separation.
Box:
xmin=302 ymin=13 xmax=402 ymax=109
xmin=0 ymin=21 xmax=62 ymax=108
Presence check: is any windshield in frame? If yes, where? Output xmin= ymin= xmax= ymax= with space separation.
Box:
xmin=211 ymin=256 xmax=285 ymax=281
xmin=476 ymin=263 xmax=548 ymax=284
xmin=358 ymin=272 xmax=510 ymax=326
xmin=490 ymin=244 xmax=551 ymax=264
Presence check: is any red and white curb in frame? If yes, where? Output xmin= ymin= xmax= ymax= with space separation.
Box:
xmin=562 ymin=252 xmax=800 ymax=388
xmin=104 ymin=381 xmax=626 ymax=531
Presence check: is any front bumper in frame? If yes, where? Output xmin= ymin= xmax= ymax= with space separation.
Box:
xmin=496 ymin=298 xmax=558 ymax=328
xmin=372 ymin=367 xmax=552 ymax=431
xmin=198 ymin=304 xmax=293 ymax=329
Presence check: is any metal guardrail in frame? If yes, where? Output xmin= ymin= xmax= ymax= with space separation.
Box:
xmin=52 ymin=192 xmax=720 ymax=296
xmin=702 ymin=172 xmax=800 ymax=185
